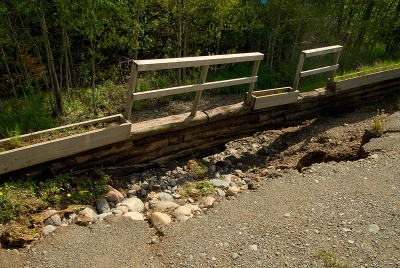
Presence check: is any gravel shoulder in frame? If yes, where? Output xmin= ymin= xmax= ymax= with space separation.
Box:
xmin=1 ymin=101 xmax=399 ymax=268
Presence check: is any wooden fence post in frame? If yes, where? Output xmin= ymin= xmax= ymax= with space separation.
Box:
xmin=245 ymin=60 xmax=261 ymax=104
xmin=329 ymin=51 xmax=341 ymax=89
xmin=124 ymin=63 xmax=139 ymax=120
xmin=191 ymin=65 xmax=209 ymax=116
xmin=293 ymin=53 xmax=305 ymax=92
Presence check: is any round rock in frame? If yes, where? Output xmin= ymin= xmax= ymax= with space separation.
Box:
xmin=151 ymin=212 xmax=172 ymax=228
xmin=121 ymin=197 xmax=145 ymax=212
xmin=106 ymin=185 xmax=124 ymax=203
xmin=123 ymin=212 xmax=144 ymax=221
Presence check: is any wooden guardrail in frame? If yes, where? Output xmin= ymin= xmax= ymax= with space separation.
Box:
xmin=293 ymin=45 xmax=343 ymax=91
xmin=124 ymin=52 xmax=264 ymax=119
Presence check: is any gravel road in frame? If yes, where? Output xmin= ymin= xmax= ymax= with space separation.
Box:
xmin=1 ymin=111 xmax=399 ymax=268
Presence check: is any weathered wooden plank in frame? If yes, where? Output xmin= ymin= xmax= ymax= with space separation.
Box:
xmin=293 ymin=53 xmax=305 ymax=91
xmin=0 ymin=114 xmax=126 ymax=146
xmin=302 ymin=45 xmax=343 ymax=58
xmin=253 ymin=91 xmax=299 ymax=110
xmin=130 ymin=139 xmax=169 ymax=157
xmin=191 ymin=65 xmax=209 ymax=116
xmin=329 ymin=51 xmax=341 ymax=88
xmin=0 ymin=122 xmax=131 ymax=174
xmin=124 ymin=64 xmax=139 ymax=119
xmin=246 ymin=60 xmax=261 ymax=104
xmin=132 ymin=76 xmax=258 ymax=100
xmin=206 ymin=102 xmax=252 ymax=123
xmin=251 ymin=87 xmax=292 ymax=96
xmin=335 ymin=68 xmax=400 ymax=92
xmin=130 ymin=112 xmax=208 ymax=140
xmin=250 ymin=88 xmax=299 ymax=110
xmin=134 ymin=53 xmax=264 ymax=71
xmin=300 ymin=64 xmax=339 ymax=77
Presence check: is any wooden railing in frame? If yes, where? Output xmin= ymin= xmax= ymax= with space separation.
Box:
xmin=293 ymin=45 xmax=343 ymax=91
xmin=124 ymin=52 xmax=264 ymax=119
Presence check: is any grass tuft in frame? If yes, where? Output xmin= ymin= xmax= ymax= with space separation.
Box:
xmin=317 ymin=250 xmax=347 ymax=267
xmin=178 ymin=180 xmax=215 ymax=200
xmin=371 ymin=109 xmax=385 ymax=135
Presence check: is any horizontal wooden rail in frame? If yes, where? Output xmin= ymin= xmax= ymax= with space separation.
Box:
xmin=135 ymin=52 xmax=264 ymax=71
xmin=300 ymin=64 xmax=339 ymax=77
xmin=124 ymin=52 xmax=264 ymax=119
xmin=293 ymin=45 xmax=343 ymax=91
xmin=133 ymin=77 xmax=258 ymax=100
xmin=302 ymin=45 xmax=343 ymax=58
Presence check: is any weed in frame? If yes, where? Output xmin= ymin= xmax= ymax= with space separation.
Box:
xmin=317 ymin=250 xmax=347 ymax=267
xmin=39 ymin=169 xmax=110 ymax=208
xmin=178 ymin=180 xmax=215 ymax=200
xmin=7 ymin=124 xmax=22 ymax=148
xmin=132 ymin=100 xmax=142 ymax=111
xmin=371 ymin=109 xmax=385 ymax=135
xmin=0 ymin=180 xmax=46 ymax=224
xmin=336 ymin=60 xmax=400 ymax=82
xmin=187 ymin=159 xmax=209 ymax=180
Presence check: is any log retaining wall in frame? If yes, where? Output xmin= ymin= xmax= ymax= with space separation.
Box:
xmin=2 ymin=78 xmax=400 ymax=179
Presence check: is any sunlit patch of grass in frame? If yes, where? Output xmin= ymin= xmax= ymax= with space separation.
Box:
xmin=336 ymin=60 xmax=400 ymax=81
xmin=0 ymin=180 xmax=46 ymax=224
xmin=317 ymin=250 xmax=348 ymax=267
xmin=371 ymin=109 xmax=385 ymax=136
xmin=178 ymin=180 xmax=215 ymax=200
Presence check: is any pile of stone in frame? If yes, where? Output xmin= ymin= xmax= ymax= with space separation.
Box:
xmin=41 ymin=158 xmax=269 ymax=237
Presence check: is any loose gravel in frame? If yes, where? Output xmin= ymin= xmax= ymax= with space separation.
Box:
xmin=1 ymin=110 xmax=399 ymax=268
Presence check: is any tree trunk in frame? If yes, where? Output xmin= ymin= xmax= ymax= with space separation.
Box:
xmin=134 ymin=3 xmax=140 ymax=60
xmin=90 ymin=26 xmax=98 ymax=116
xmin=66 ymin=35 xmax=76 ymax=88
xmin=7 ymin=16 xmax=28 ymax=83
xmin=1 ymin=46 xmax=17 ymax=98
xmin=269 ymin=9 xmax=281 ymax=68
xmin=183 ymin=9 xmax=189 ymax=84
xmin=62 ymin=27 xmax=71 ymax=101
xmin=39 ymin=1 xmax=63 ymax=113
xmin=177 ymin=0 xmax=182 ymax=86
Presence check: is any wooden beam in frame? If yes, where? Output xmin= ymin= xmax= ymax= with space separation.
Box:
xmin=132 ymin=76 xmax=258 ymax=100
xmin=302 ymin=45 xmax=343 ymax=58
xmin=134 ymin=52 xmax=264 ymax=71
xmin=329 ymin=51 xmax=341 ymax=88
xmin=246 ymin=60 xmax=261 ymax=104
xmin=300 ymin=64 xmax=339 ymax=77
xmin=124 ymin=64 xmax=138 ymax=120
xmin=191 ymin=65 xmax=209 ymax=116
xmin=293 ymin=53 xmax=305 ymax=91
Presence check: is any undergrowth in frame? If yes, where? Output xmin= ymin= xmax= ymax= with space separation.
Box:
xmin=0 ymin=168 xmax=110 ymax=224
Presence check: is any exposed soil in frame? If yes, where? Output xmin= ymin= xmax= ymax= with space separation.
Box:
xmin=1 ymin=92 xmax=397 ymax=268
xmin=131 ymin=93 xmax=381 ymax=171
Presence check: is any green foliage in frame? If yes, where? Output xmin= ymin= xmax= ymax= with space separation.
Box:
xmin=178 ymin=180 xmax=215 ymax=200
xmin=62 ymin=80 xmax=126 ymax=124
xmin=336 ymin=60 xmax=400 ymax=81
xmin=39 ymin=169 xmax=110 ymax=207
xmin=0 ymin=169 xmax=110 ymax=225
xmin=7 ymin=124 xmax=21 ymax=148
xmin=0 ymin=180 xmax=46 ymax=224
xmin=317 ymin=250 xmax=347 ymax=268
xmin=0 ymin=94 xmax=56 ymax=139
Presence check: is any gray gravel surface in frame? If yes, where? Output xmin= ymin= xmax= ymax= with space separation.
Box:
xmin=2 ymin=111 xmax=400 ymax=268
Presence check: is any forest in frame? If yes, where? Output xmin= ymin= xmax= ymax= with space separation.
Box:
xmin=0 ymin=0 xmax=400 ymax=136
